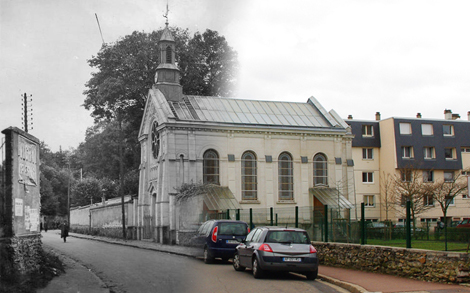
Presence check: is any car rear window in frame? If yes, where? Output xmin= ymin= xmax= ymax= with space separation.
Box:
xmin=218 ymin=222 xmax=247 ymax=236
xmin=265 ymin=231 xmax=310 ymax=244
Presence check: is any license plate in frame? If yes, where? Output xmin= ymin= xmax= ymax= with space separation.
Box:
xmin=283 ymin=257 xmax=301 ymax=262
xmin=226 ymin=240 xmax=239 ymax=244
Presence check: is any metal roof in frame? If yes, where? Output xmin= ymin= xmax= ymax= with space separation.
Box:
xmin=171 ymin=96 xmax=333 ymax=128
xmin=310 ymin=188 xmax=354 ymax=209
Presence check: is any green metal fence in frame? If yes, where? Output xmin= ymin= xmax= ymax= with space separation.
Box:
xmin=198 ymin=203 xmax=470 ymax=252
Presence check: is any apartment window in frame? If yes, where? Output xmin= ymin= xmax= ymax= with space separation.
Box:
xmin=313 ymin=153 xmax=328 ymax=186
xmin=362 ymin=172 xmax=373 ymax=183
xmin=421 ymin=124 xmax=433 ymax=136
xmin=402 ymin=146 xmax=414 ymax=159
xmin=444 ymin=148 xmax=456 ymax=160
xmin=444 ymin=171 xmax=454 ymax=182
xmin=362 ymin=125 xmax=374 ymax=137
xmin=203 ymin=149 xmax=219 ymax=184
xmin=461 ymin=147 xmax=470 ymax=153
xmin=443 ymin=124 xmax=454 ymax=136
xmin=423 ymin=194 xmax=434 ymax=206
xmin=362 ymin=148 xmax=373 ymax=159
xmin=278 ymin=152 xmax=293 ymax=200
xmin=241 ymin=151 xmax=257 ymax=200
xmin=399 ymin=123 xmax=412 ymax=135
xmin=447 ymin=197 xmax=455 ymax=206
xmin=364 ymin=195 xmax=375 ymax=207
xmin=401 ymin=170 xmax=412 ymax=182
xmin=423 ymin=147 xmax=435 ymax=159
xmin=423 ymin=170 xmax=434 ymax=183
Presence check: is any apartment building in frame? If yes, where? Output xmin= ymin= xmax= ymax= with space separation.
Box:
xmin=346 ymin=110 xmax=470 ymax=225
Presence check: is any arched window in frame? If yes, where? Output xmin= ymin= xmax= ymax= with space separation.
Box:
xmin=203 ymin=149 xmax=219 ymax=185
xmin=313 ymin=154 xmax=328 ymax=186
xmin=166 ymin=46 xmax=172 ymax=63
xmin=278 ymin=152 xmax=293 ymax=200
xmin=151 ymin=121 xmax=160 ymax=159
xmin=242 ymin=151 xmax=257 ymax=200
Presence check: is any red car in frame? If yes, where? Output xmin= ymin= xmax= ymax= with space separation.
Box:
xmin=456 ymin=218 xmax=470 ymax=228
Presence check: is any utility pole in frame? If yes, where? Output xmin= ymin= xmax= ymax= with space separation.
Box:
xmin=21 ymin=93 xmax=33 ymax=133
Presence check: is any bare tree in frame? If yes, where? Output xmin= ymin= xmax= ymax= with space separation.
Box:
xmin=380 ymin=171 xmax=395 ymax=221
xmin=424 ymin=170 xmax=468 ymax=226
xmin=393 ymin=167 xmax=433 ymax=229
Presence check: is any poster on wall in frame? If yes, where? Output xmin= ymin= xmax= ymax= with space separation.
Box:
xmin=18 ymin=136 xmax=38 ymax=186
xmin=15 ymin=198 xmax=23 ymax=216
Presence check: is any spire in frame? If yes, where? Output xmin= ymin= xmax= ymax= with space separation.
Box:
xmin=154 ymin=1 xmax=183 ymax=102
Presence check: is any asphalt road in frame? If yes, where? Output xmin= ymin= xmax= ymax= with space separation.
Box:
xmin=41 ymin=232 xmax=348 ymax=293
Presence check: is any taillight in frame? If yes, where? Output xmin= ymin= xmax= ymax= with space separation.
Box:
xmin=248 ymin=228 xmax=250 ymax=233
xmin=259 ymin=244 xmax=273 ymax=252
xmin=309 ymin=245 xmax=317 ymax=254
xmin=211 ymin=226 xmax=218 ymax=243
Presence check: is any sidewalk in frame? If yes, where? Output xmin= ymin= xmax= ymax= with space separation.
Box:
xmin=41 ymin=232 xmax=470 ymax=293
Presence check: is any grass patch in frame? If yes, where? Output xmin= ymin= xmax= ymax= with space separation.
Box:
xmin=367 ymin=239 xmax=470 ymax=252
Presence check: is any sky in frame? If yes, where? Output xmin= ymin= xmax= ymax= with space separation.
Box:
xmin=1 ymin=0 xmax=470 ymax=152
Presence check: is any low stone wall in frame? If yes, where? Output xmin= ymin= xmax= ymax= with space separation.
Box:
xmin=0 ymin=234 xmax=43 ymax=288
xmin=312 ymin=242 xmax=470 ymax=284
xmin=177 ymin=230 xmax=198 ymax=246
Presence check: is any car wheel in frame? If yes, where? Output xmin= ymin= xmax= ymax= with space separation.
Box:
xmin=203 ymin=247 xmax=213 ymax=264
xmin=305 ymin=269 xmax=318 ymax=280
xmin=233 ymin=253 xmax=246 ymax=271
xmin=252 ymin=257 xmax=264 ymax=279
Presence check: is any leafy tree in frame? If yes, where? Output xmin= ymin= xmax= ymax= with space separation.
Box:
xmin=71 ymin=177 xmax=102 ymax=207
xmin=179 ymin=29 xmax=238 ymax=97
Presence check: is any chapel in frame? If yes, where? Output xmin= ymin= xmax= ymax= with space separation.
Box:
xmin=137 ymin=21 xmax=355 ymax=244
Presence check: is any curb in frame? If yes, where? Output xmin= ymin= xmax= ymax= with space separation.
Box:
xmin=68 ymin=233 xmax=370 ymax=292
xmin=319 ymin=274 xmax=369 ymax=293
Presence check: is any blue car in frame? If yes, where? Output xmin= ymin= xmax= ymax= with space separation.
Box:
xmin=193 ymin=220 xmax=249 ymax=264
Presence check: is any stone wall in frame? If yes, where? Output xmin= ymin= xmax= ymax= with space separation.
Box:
xmin=312 ymin=242 xmax=470 ymax=284
xmin=0 ymin=235 xmax=43 ymax=287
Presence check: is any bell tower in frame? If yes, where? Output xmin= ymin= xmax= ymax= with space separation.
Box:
xmin=154 ymin=9 xmax=183 ymax=102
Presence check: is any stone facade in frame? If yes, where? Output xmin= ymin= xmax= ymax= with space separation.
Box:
xmin=313 ymin=241 xmax=470 ymax=283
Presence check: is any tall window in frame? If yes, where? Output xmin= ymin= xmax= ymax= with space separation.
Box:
xmin=362 ymin=125 xmax=373 ymax=137
xmin=278 ymin=152 xmax=293 ymax=200
xmin=203 ymin=149 xmax=219 ymax=184
xmin=423 ymin=170 xmax=434 ymax=183
xmin=362 ymin=148 xmax=373 ymax=159
xmin=313 ymin=154 xmax=328 ymax=186
xmin=166 ymin=46 xmax=172 ymax=63
xmin=362 ymin=172 xmax=373 ymax=183
xmin=242 ymin=151 xmax=257 ymax=200
xmin=401 ymin=170 xmax=412 ymax=182
xmin=364 ymin=195 xmax=375 ymax=207
xmin=151 ymin=121 xmax=160 ymax=159
xmin=402 ymin=146 xmax=414 ymax=159
xmin=444 ymin=148 xmax=456 ymax=160
xmin=443 ymin=124 xmax=454 ymax=136
xmin=423 ymin=194 xmax=434 ymax=206
xmin=423 ymin=147 xmax=435 ymax=159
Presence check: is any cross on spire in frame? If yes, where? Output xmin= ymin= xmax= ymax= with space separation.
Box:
xmin=163 ymin=2 xmax=169 ymax=26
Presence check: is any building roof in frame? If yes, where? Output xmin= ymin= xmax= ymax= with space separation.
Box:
xmin=160 ymin=26 xmax=175 ymax=42
xmin=169 ymin=95 xmax=339 ymax=129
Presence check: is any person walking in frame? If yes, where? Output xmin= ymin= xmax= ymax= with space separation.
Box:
xmin=61 ymin=220 xmax=69 ymax=243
